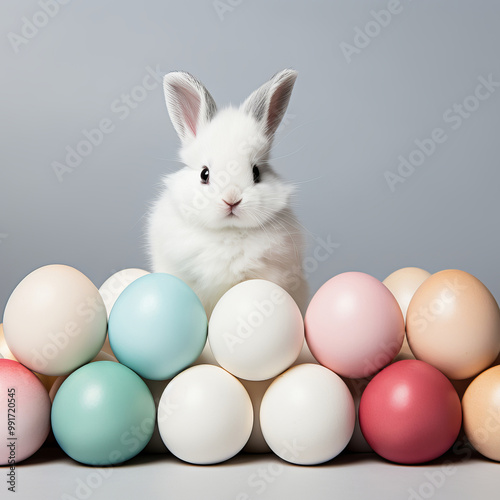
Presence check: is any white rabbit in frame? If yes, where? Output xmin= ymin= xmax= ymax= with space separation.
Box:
xmin=146 ymin=69 xmax=308 ymax=316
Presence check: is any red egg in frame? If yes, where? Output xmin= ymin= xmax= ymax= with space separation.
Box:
xmin=359 ymin=359 xmax=461 ymax=464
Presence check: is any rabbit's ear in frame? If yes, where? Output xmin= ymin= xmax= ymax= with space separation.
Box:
xmin=163 ymin=72 xmax=217 ymax=144
xmin=241 ymin=69 xmax=297 ymax=139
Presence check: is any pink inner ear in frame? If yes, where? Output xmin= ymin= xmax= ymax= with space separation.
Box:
xmin=173 ymin=83 xmax=201 ymax=137
xmin=267 ymin=87 xmax=286 ymax=135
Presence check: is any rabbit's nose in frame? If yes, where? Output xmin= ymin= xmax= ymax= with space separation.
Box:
xmin=223 ymin=199 xmax=242 ymax=208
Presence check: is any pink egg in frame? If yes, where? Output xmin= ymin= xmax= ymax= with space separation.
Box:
xmin=0 ymin=359 xmax=51 ymax=465
xmin=305 ymin=272 xmax=404 ymax=378
xmin=359 ymin=360 xmax=462 ymax=464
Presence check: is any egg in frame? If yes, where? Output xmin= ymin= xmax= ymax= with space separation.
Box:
xmin=462 ymin=365 xmax=500 ymax=461
xmin=208 ymin=279 xmax=304 ymax=381
xmin=157 ymin=364 xmax=253 ymax=464
xmin=260 ymin=364 xmax=355 ymax=465
xmin=406 ymin=269 xmax=500 ymax=380
xmin=359 ymin=360 xmax=462 ymax=464
xmin=1 ymin=359 xmax=51 ymax=465
xmin=98 ymin=268 xmax=150 ymax=357
xmin=383 ymin=267 xmax=431 ymax=362
xmin=51 ymin=361 xmax=155 ymax=465
xmin=3 ymin=265 xmax=107 ymax=376
xmin=239 ymin=377 xmax=275 ymax=453
xmin=305 ymin=272 xmax=405 ymax=379
xmin=108 ymin=273 xmax=207 ymax=380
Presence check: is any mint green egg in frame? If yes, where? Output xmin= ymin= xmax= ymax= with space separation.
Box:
xmin=51 ymin=361 xmax=155 ymax=465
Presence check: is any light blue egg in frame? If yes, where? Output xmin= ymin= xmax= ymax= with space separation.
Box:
xmin=51 ymin=361 xmax=155 ymax=465
xmin=108 ymin=273 xmax=207 ymax=380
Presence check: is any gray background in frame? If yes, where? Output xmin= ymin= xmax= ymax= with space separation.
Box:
xmin=2 ymin=3 xmax=500 ymax=500
xmin=1 ymin=0 xmax=499 ymax=312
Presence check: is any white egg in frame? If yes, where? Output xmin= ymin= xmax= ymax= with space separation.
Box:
xmin=260 ymin=364 xmax=355 ymax=465
xmin=157 ymin=364 xmax=253 ymax=464
xmin=208 ymin=279 xmax=304 ymax=381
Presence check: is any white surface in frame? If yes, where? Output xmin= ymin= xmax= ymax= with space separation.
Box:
xmin=9 ymin=445 xmax=499 ymax=500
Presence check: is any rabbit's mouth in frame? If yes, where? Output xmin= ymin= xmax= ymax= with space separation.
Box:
xmin=223 ymin=198 xmax=242 ymax=217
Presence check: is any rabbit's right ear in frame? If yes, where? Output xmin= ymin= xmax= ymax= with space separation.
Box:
xmin=163 ymin=72 xmax=217 ymax=144
xmin=241 ymin=69 xmax=297 ymax=140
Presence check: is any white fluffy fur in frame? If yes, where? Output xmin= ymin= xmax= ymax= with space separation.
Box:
xmin=147 ymin=70 xmax=308 ymax=316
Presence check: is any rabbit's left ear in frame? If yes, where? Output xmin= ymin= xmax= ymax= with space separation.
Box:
xmin=241 ymin=69 xmax=297 ymax=139
xmin=163 ymin=71 xmax=217 ymax=144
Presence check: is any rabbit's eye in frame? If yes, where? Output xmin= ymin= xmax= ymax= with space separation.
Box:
xmin=200 ymin=167 xmax=210 ymax=184
xmin=253 ymin=165 xmax=260 ymax=183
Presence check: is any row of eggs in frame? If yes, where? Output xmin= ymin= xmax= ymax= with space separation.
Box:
xmin=1 ymin=265 xmax=500 ymax=466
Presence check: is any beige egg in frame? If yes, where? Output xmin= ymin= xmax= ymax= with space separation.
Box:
xmin=383 ymin=267 xmax=431 ymax=362
xmin=407 ymin=269 xmax=500 ymax=380
xmin=462 ymin=365 xmax=500 ymax=461
xmin=239 ymin=377 xmax=274 ymax=453
xmin=3 ymin=264 xmax=108 ymax=376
